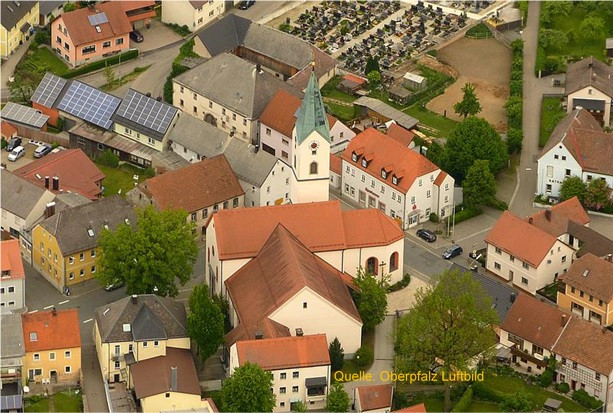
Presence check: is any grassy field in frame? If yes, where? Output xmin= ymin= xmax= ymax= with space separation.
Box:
xmin=547 ymin=9 xmax=612 ymax=61
xmin=25 ymin=47 xmax=70 ymax=76
xmin=96 ymin=163 xmax=147 ymax=197
xmin=325 ymin=101 xmax=356 ymax=122
xmin=321 ymin=75 xmax=358 ymax=103
xmin=404 ymin=105 xmax=458 ymax=139
xmin=540 ymin=97 xmax=566 ymax=147
xmin=53 ymin=390 xmax=83 ymax=412
xmin=24 ymin=397 xmax=50 ymax=413
xmin=467 ymin=401 xmax=502 ymax=412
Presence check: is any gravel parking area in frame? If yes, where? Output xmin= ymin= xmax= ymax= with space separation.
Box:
xmin=387 ymin=275 xmax=431 ymax=314
xmin=1 ymin=140 xmax=37 ymax=171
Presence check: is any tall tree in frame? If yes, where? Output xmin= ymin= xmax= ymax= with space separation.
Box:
xmin=367 ymin=71 xmax=382 ymax=90
xmin=462 ymin=160 xmax=497 ymax=208
xmin=326 ymin=383 xmax=350 ymax=413
xmin=395 ymin=269 xmax=498 ymax=412
xmin=453 ymin=83 xmax=482 ymax=119
xmin=187 ymin=285 xmax=225 ymax=361
xmin=103 ymin=65 xmax=116 ymax=87
xmin=63 ymin=2 xmax=76 ymax=12
xmin=365 ymin=56 xmax=380 ymax=75
xmin=584 ymin=178 xmax=611 ymax=210
xmin=442 ymin=117 xmax=508 ymax=182
xmin=96 ymin=206 xmax=197 ymax=297
xmin=329 ymin=337 xmax=345 ymax=372
xmin=222 ymin=362 xmax=276 ymax=412
xmin=538 ymin=29 xmax=569 ymax=50
xmin=353 ymin=268 xmax=388 ymax=330
xmin=559 ymin=176 xmax=587 ymax=203
xmin=579 ymin=16 xmax=605 ymax=41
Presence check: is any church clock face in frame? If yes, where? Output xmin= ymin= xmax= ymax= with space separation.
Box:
xmin=310 ymin=141 xmax=319 ymax=150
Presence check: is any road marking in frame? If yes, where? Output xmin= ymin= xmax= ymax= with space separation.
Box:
xmin=28 ymin=310 xmax=38 ymax=314
xmin=83 ymin=318 xmax=93 ymax=324
xmin=456 ymin=226 xmax=493 ymax=243
xmin=525 ymin=167 xmax=532 ymax=171
xmin=43 ymin=305 xmax=54 ymax=310
xmin=58 ymin=300 xmax=69 ymax=305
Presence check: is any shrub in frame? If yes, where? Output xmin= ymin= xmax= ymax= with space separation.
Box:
xmin=354 ymin=345 xmax=374 ymax=369
xmin=279 ymin=23 xmax=291 ymax=33
xmin=97 ymin=149 xmax=119 ymax=168
xmin=571 ymin=389 xmax=603 ymax=409
xmin=51 ymin=142 xmax=59 ymax=149
xmin=489 ymin=198 xmax=508 ymax=211
xmin=451 ymin=206 xmax=482 ymax=225
xmin=507 ymin=128 xmax=523 ymax=154
xmin=1 ymin=139 xmax=6 ymax=149
xmin=388 ymin=273 xmax=411 ymax=292
xmin=555 ymin=382 xmax=570 ymax=393
xmin=501 ymin=390 xmax=535 ymax=412
xmin=64 ymin=50 xmax=139 ymax=79
xmin=451 ymin=387 xmax=473 ymax=412
xmin=426 ymin=49 xmax=438 ymax=57
xmin=538 ymin=369 xmax=554 ymax=387
xmin=429 ymin=212 xmax=439 ymax=223
xmin=143 ymin=167 xmax=155 ymax=179
xmin=472 ymin=381 xmax=505 ymax=403
xmin=34 ymin=28 xmax=51 ymax=46
xmin=509 ymin=80 xmax=523 ymax=97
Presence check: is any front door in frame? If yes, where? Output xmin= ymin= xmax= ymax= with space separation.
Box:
xmin=368 ymin=196 xmax=376 ymax=208
xmin=50 ymin=371 xmax=58 ymax=383
xmin=358 ymin=191 xmax=366 ymax=206
xmin=114 ymin=373 xmax=120 ymax=383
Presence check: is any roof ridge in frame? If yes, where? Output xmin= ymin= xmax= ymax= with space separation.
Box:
xmin=551 ymin=315 xmax=572 ymax=350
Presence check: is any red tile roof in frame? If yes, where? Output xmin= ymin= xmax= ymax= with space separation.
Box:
xmin=485 ymin=211 xmax=558 ymax=268
xmin=1 ymin=121 xmax=17 ymax=139
xmin=13 ymin=149 xmax=104 ymax=200
xmin=211 ymin=201 xmax=404 ymax=260
xmin=22 ymin=309 xmax=81 ymax=352
xmin=500 ymin=294 xmax=568 ymax=349
xmin=343 ymin=73 xmax=367 ymax=86
xmin=356 ymin=384 xmax=394 ymax=412
xmin=259 ymin=90 xmax=337 ymax=138
xmin=236 ymin=334 xmax=330 ymax=370
xmin=341 ymin=128 xmax=439 ymax=193
xmin=395 ymin=403 xmax=427 ymax=413
xmin=139 ymin=155 xmax=244 ymax=212
xmin=1 ymin=239 xmax=24 ymax=280
xmin=58 ymin=1 xmax=132 ymax=46
xmin=386 ymin=123 xmax=415 ymax=147
xmin=527 ymin=197 xmax=590 ymax=237
xmin=330 ymin=153 xmax=342 ymax=175
xmin=433 ymin=171 xmax=448 ymax=187
xmin=559 ymin=253 xmax=613 ymax=302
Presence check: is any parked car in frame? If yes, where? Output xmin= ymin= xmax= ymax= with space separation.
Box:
xmin=7 ymin=146 xmax=25 ymax=161
xmin=239 ymin=0 xmax=255 ymax=9
xmin=33 ymin=144 xmax=52 ymax=158
xmin=442 ymin=244 xmax=463 ymax=260
xmin=104 ymin=280 xmax=125 ymax=291
xmin=5 ymin=137 xmax=22 ymax=152
xmin=416 ymin=228 xmax=437 ymax=242
xmin=130 ymin=30 xmax=143 ymax=43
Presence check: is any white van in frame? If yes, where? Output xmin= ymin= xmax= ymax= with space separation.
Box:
xmin=7 ymin=146 xmax=25 ymax=162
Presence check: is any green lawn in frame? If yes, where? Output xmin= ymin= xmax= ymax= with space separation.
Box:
xmin=466 ymin=401 xmax=502 ymax=412
xmin=53 ymin=390 xmax=83 ymax=412
xmin=540 ymin=97 xmax=566 ymax=148
xmin=24 ymin=396 xmax=50 ymax=413
xmin=25 ymin=46 xmax=70 ymax=76
xmin=547 ymin=9 xmax=611 ymax=61
xmin=96 ymin=163 xmax=148 ymax=197
xmin=321 ymin=75 xmax=358 ymax=103
xmin=326 ymin=102 xmax=356 ymax=122
xmin=404 ymin=105 xmax=458 ymax=139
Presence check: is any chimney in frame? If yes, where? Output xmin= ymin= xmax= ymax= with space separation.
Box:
xmin=528 ymin=217 xmax=533 ymax=224
xmin=256 ymin=63 xmax=262 ymax=74
xmin=52 ymin=176 xmax=59 ymax=191
xmin=561 ymin=314 xmax=567 ymax=327
xmin=295 ymin=328 xmax=304 ymax=337
xmin=254 ymin=331 xmax=263 ymax=340
xmin=131 ymin=294 xmax=137 ymax=304
xmin=146 ymin=92 xmax=151 ymax=97
xmin=170 ymin=367 xmax=178 ymax=391
xmin=45 ymin=202 xmax=56 ymax=218
xmin=606 ymin=254 xmax=613 ymax=263
xmin=156 ymin=96 xmax=162 ymax=102
xmin=52 ymin=307 xmax=57 ymax=316
xmin=545 ymin=209 xmax=552 ymax=221
xmin=44 ymin=176 xmax=50 ymax=189
xmin=510 ymin=292 xmax=516 ymax=303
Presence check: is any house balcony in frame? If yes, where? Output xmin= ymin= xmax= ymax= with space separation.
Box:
xmin=112 ymin=353 xmax=125 ymax=362
xmin=510 ymin=345 xmax=548 ymax=368
xmin=571 ymin=307 xmax=584 ymax=317
xmin=306 ymin=394 xmax=326 ymax=403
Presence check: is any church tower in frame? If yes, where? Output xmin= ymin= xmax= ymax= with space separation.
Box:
xmin=290 ymin=70 xmax=331 ymax=203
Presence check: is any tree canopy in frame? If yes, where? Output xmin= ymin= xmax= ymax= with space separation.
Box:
xmin=538 ymin=29 xmax=569 ymax=50
xmin=453 ymin=83 xmax=482 ymax=119
xmin=326 ymin=383 xmax=350 ymax=413
xmin=187 ymin=285 xmax=225 ymax=361
xmin=584 ymin=178 xmax=611 ymax=210
xmin=462 ymin=160 xmax=497 ymax=208
xmin=365 ymin=56 xmax=380 ymax=75
xmin=96 ymin=206 xmax=198 ymax=297
xmin=221 ymin=362 xmax=276 ymax=412
xmin=329 ymin=337 xmax=345 ymax=372
xmin=559 ymin=176 xmax=587 ymax=204
xmin=353 ymin=268 xmax=388 ymax=330
xmin=579 ymin=15 xmax=605 ymax=41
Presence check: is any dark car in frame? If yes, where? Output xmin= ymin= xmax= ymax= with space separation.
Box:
xmin=104 ymin=280 xmax=125 ymax=291
xmin=33 ymin=144 xmax=52 ymax=158
xmin=5 ymin=137 xmax=22 ymax=152
xmin=130 ymin=30 xmax=143 ymax=43
xmin=442 ymin=244 xmax=463 ymax=260
xmin=416 ymin=228 xmax=437 ymax=242
xmin=239 ymin=0 xmax=255 ymax=10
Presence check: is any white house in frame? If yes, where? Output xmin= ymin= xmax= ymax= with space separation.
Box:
xmin=340 ymin=128 xmax=454 ymax=229
xmin=161 ymin=0 xmax=225 ymax=32
xmin=565 ymin=56 xmax=613 ymax=127
xmin=229 ymin=334 xmax=331 ymax=412
xmin=1 ymin=239 xmax=26 ymax=311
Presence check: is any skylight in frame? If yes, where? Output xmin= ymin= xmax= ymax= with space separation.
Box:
xmin=29 ymin=332 xmax=38 ymax=341
xmin=87 ymin=228 xmax=94 ymax=237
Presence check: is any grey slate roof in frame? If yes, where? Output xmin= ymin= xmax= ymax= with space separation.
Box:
xmin=0 ymin=313 xmax=25 ymax=362
xmin=565 ymin=56 xmax=613 ymax=98
xmin=54 ymin=192 xmax=92 ymax=211
xmin=39 ymin=195 xmax=136 ymax=256
xmin=173 ymin=53 xmax=301 ymax=118
xmin=1 ymin=170 xmax=50 ymax=220
xmin=1 ymin=1 xmax=37 ymax=30
xmin=167 ymin=113 xmax=229 ymax=158
xmin=132 ymin=305 xmax=168 ymax=341
xmin=39 ymin=1 xmax=64 ymax=16
xmin=567 ymin=221 xmax=613 ymax=258
xmin=354 ymin=97 xmax=419 ymax=130
xmin=95 ymin=295 xmax=187 ymax=343
xmin=222 ymin=139 xmax=283 ymax=187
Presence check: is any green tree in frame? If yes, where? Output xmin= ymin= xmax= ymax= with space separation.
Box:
xmin=505 ymin=96 xmax=523 ymax=129
xmin=291 ymin=400 xmax=309 ymax=412
xmin=425 ymin=141 xmax=445 ymax=167
xmin=221 ymin=362 xmax=276 ymax=412
xmin=187 ymin=285 xmax=224 ymax=361
xmin=365 ymin=56 xmax=380 ymax=75
xmin=442 ymin=117 xmax=508 ymax=182
xmin=395 ymin=269 xmax=498 ymax=412
xmin=506 ymin=128 xmax=523 ymax=154
xmin=579 ymin=15 xmax=605 ymax=41
xmin=559 ymin=176 xmax=587 ymax=203
xmin=326 ymin=383 xmax=350 ymax=413
xmin=453 ymin=83 xmax=482 ymax=119
xmin=353 ymin=268 xmax=388 ymax=330
xmin=584 ymin=178 xmax=611 ymax=210
xmin=63 ymin=2 xmax=76 ymax=12
xmin=462 ymin=160 xmax=497 ymax=208
xmin=367 ymin=71 xmax=381 ymax=90
xmin=329 ymin=337 xmax=344 ymax=372
xmin=501 ymin=390 xmax=535 ymax=412
xmin=103 ymin=65 xmax=116 ymax=87
xmin=96 ymin=206 xmax=198 ymax=297
xmin=538 ymin=29 xmax=569 ymax=50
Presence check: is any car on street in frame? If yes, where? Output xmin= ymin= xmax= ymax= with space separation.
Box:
xmin=416 ymin=228 xmax=437 ymax=242
xmin=5 ymin=137 xmax=22 ymax=152
xmin=239 ymin=0 xmax=255 ymax=10
xmin=130 ymin=30 xmax=143 ymax=43
xmin=8 ymin=146 xmax=25 ymax=161
xmin=104 ymin=280 xmax=124 ymax=291
xmin=442 ymin=244 xmax=463 ymax=260
xmin=33 ymin=144 xmax=52 ymax=158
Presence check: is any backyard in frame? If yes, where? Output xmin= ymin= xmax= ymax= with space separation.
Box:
xmin=540 ymin=97 xmax=566 ymax=147
xmin=96 ymin=163 xmax=149 ymax=197
xmin=24 ymin=389 xmax=83 ymax=413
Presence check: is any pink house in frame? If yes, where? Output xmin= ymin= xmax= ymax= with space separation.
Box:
xmin=52 ymin=2 xmax=131 ymax=67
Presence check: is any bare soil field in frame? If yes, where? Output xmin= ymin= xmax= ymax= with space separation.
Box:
xmin=426 ymin=37 xmax=511 ymax=131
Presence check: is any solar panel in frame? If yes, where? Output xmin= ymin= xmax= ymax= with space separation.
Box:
xmin=87 ymin=12 xmax=108 ymax=26
xmin=1 ymin=102 xmax=50 ymax=128
xmin=115 ymin=89 xmax=179 ymax=136
xmin=31 ymin=73 xmax=68 ymax=108
xmin=57 ymin=81 xmax=121 ymax=130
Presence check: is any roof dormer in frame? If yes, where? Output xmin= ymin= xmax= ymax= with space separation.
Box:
xmin=392 ymin=171 xmax=404 ymax=185
xmin=381 ymin=165 xmax=393 ymax=179
xmin=352 ymin=147 xmax=364 ymax=162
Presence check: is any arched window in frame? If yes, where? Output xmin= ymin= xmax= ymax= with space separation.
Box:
xmin=310 ymin=162 xmax=318 ymax=175
xmin=366 ymin=257 xmax=378 ymax=275
xmin=389 ymin=252 xmax=399 ymax=272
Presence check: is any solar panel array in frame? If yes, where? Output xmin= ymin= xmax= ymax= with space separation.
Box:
xmin=1 ymin=102 xmax=50 ymax=128
xmin=57 ymin=81 xmax=121 ymax=130
xmin=115 ymin=89 xmax=178 ymax=136
xmin=87 ymin=12 xmax=108 ymax=26
xmin=31 ymin=73 xmax=67 ymax=108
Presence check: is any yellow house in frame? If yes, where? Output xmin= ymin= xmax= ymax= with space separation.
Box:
xmin=0 ymin=1 xmax=39 ymax=58
xmin=32 ymin=196 xmax=136 ymax=292
xmin=21 ymin=308 xmax=81 ymax=384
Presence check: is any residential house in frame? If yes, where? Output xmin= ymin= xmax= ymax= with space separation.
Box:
xmin=224 ymin=225 xmax=363 ymax=355
xmin=340 ymin=128 xmax=454 ymax=229
xmin=206 ymin=200 xmax=404 ymax=297
xmin=1 ymin=239 xmax=26 ymax=311
xmin=111 ymin=89 xmax=180 ymax=153
xmin=51 ymin=1 xmax=132 ymax=66
xmin=32 ymin=196 xmax=136 ymax=292
xmin=21 ymin=308 xmax=81 ymax=384
xmin=193 ymin=14 xmax=337 ymax=89
xmin=166 ymin=111 xmax=229 ymax=163
xmin=354 ymin=384 xmax=394 ymax=413
xmin=1 ymin=170 xmax=56 ymax=240
xmin=14 ymin=149 xmax=105 ymax=200
xmin=353 ymin=97 xmax=419 ymax=131
xmin=330 ymin=154 xmax=342 ymax=190
xmin=1 ymin=120 xmax=18 ymax=141
xmin=259 ymin=90 xmax=355 ymax=159
xmin=172 ymin=52 xmax=301 ymax=144
xmin=93 ymin=294 xmax=189 ymax=384
xmin=1 ymin=313 xmax=25 ymax=389
xmin=228 ymin=334 xmax=331 ymax=412
xmin=161 ymin=0 xmax=225 ymax=32
xmin=127 ymin=155 xmax=244 ymax=235
xmin=537 ymin=109 xmax=613 ymax=198
xmin=39 ymin=1 xmax=65 ymax=26
xmin=119 ymin=1 xmax=156 ymax=30
xmin=557 ymin=253 xmax=613 ymax=326
xmin=1 ymin=102 xmax=49 ymax=131
xmin=0 ymin=1 xmax=38 ymax=58
xmin=564 ymin=56 xmax=613 ymax=127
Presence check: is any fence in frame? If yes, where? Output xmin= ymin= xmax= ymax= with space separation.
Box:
xmin=12 ymin=123 xmax=70 ymax=147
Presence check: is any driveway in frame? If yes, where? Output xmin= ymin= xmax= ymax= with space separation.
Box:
xmin=132 ymin=19 xmax=183 ymax=53
xmin=1 ymin=141 xmax=37 ymax=171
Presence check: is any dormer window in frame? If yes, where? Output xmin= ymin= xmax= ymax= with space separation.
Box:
xmin=352 ymin=152 xmax=358 ymax=162
xmin=361 ymin=158 xmax=368 ymax=168
xmin=392 ymin=176 xmax=398 ymax=185
xmin=381 ymin=169 xmax=387 ymax=179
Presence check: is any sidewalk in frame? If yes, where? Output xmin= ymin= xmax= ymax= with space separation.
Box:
xmin=1 ymin=37 xmax=33 ymax=89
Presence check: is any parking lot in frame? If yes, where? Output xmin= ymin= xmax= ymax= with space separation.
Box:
xmin=1 ymin=140 xmax=37 ymax=171
xmin=131 ymin=19 xmax=183 ymax=53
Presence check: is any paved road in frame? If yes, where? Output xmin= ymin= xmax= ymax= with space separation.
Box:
xmin=230 ymin=1 xmax=292 ymax=23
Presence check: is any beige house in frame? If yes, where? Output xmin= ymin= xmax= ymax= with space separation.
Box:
xmin=565 ymin=56 xmax=613 ymax=127
xmin=161 ymin=0 xmax=225 ymax=32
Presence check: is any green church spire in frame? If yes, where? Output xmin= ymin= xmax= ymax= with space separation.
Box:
xmin=295 ymin=70 xmax=330 ymax=145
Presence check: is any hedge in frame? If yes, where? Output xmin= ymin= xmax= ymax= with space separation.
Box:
xmin=451 ymin=387 xmax=473 ymax=412
xmin=451 ymin=206 xmax=482 ymax=225
xmin=472 ymin=381 xmax=506 ymax=403
xmin=555 ymin=382 xmax=570 ymax=394
xmin=571 ymin=389 xmax=603 ymax=410
xmin=388 ymin=273 xmax=411 ymax=292
xmin=64 ymin=50 xmax=139 ymax=79
xmin=354 ymin=345 xmax=374 ymax=368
